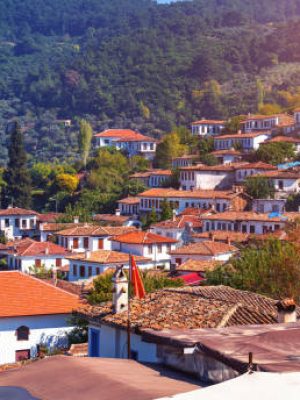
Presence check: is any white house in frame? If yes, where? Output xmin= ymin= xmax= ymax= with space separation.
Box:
xmin=214 ymin=132 xmax=271 ymax=152
xmin=110 ymin=231 xmax=178 ymax=269
xmin=169 ymin=241 xmax=237 ymax=267
xmin=0 ymin=271 xmax=80 ymax=365
xmin=0 ymin=207 xmax=38 ymax=240
xmin=202 ymin=211 xmax=300 ymax=235
xmin=294 ymin=108 xmax=300 ymax=126
xmin=38 ymin=222 xmax=82 ymax=242
xmin=191 ymin=119 xmax=225 ymax=136
xmin=94 ymin=129 xmax=157 ymax=160
xmin=179 ymin=163 xmax=244 ymax=191
xmin=117 ymin=197 xmax=140 ymax=216
xmin=56 ymin=225 xmax=136 ymax=253
xmin=4 ymin=239 xmax=70 ymax=274
xmin=254 ymin=169 xmax=300 ymax=193
xmin=172 ymin=155 xmax=198 ymax=169
xmin=252 ymin=199 xmax=286 ymax=214
xmin=138 ymin=188 xmax=250 ymax=214
xmin=235 ymin=162 xmax=277 ymax=183
xmin=67 ymin=250 xmax=152 ymax=282
xmin=211 ymin=149 xmax=243 ymax=164
xmin=129 ymin=170 xmax=172 ymax=188
xmin=241 ymin=114 xmax=295 ymax=133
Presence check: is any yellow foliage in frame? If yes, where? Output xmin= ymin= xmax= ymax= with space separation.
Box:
xmin=258 ymin=103 xmax=282 ymax=115
xmin=56 ymin=173 xmax=79 ymax=193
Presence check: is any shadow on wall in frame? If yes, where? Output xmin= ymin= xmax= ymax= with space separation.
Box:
xmin=0 ymin=387 xmax=40 ymax=400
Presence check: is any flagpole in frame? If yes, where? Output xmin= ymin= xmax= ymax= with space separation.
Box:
xmin=127 ymin=254 xmax=131 ymax=359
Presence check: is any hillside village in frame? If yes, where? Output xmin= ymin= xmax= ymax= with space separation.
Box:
xmin=1 ymin=108 xmax=300 ymax=397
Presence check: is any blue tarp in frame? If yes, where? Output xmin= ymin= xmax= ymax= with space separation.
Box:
xmin=278 ymin=161 xmax=300 ymax=169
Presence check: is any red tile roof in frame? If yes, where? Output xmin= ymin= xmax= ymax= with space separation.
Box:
xmin=110 ymin=231 xmax=177 ymax=244
xmin=92 ymin=214 xmax=130 ymax=224
xmin=94 ymin=129 xmax=157 ymax=142
xmin=235 ymin=162 xmax=277 ymax=170
xmin=118 ymin=197 xmax=140 ymax=205
xmin=180 ymin=162 xmax=247 ymax=172
xmin=67 ymin=250 xmax=150 ymax=264
xmin=5 ymin=240 xmax=69 ymax=257
xmin=266 ymin=135 xmax=300 ymax=144
xmin=211 ymin=149 xmax=243 ymax=156
xmin=56 ymin=225 xmax=136 ymax=237
xmin=253 ymin=170 xmax=300 ymax=179
xmin=0 ymin=271 xmax=81 ymax=317
xmin=192 ymin=119 xmax=225 ymax=125
xmin=151 ymin=215 xmax=202 ymax=230
xmin=169 ymin=241 xmax=237 ymax=256
xmin=176 ymin=259 xmax=221 ymax=272
xmin=37 ymin=213 xmax=64 ymax=223
xmin=215 ymin=132 xmax=271 ymax=139
xmin=0 ymin=207 xmax=37 ymax=216
xmin=139 ymin=188 xmax=244 ymax=200
xmin=192 ymin=230 xmax=250 ymax=243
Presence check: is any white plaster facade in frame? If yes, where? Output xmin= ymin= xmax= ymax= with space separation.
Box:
xmin=88 ymin=324 xmax=158 ymax=362
xmin=0 ymin=213 xmax=37 ymax=240
xmin=110 ymin=241 xmax=176 ymax=269
xmin=7 ymin=254 xmax=69 ymax=274
xmin=191 ymin=121 xmax=225 ymax=136
xmin=0 ymin=314 xmax=73 ymax=365
xmin=242 ymin=116 xmax=280 ymax=132
xmin=214 ymin=133 xmax=270 ymax=151
xmin=235 ymin=166 xmax=275 ymax=183
xmin=252 ymin=199 xmax=286 ymax=214
xmin=57 ymin=235 xmax=112 ymax=253
xmin=170 ymin=251 xmax=235 ymax=266
xmin=95 ymin=136 xmax=156 ymax=160
xmin=180 ymin=169 xmax=235 ymax=190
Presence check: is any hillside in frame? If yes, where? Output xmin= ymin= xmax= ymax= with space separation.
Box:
xmin=1 ymin=0 xmax=300 ymax=163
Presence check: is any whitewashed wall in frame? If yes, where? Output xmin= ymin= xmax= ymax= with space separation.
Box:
xmin=0 ymin=314 xmax=73 ymax=365
xmin=7 ymin=255 xmax=69 ymax=274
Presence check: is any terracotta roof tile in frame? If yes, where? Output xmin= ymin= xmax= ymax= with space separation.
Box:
xmin=151 ymin=215 xmax=202 ymax=230
xmin=235 ymin=162 xmax=277 ymax=170
xmin=138 ymin=188 xmax=243 ymax=200
xmin=118 ymin=197 xmax=140 ymax=205
xmin=0 ymin=271 xmax=81 ymax=317
xmin=254 ymin=170 xmax=300 ymax=179
xmin=192 ymin=230 xmax=250 ymax=243
xmin=266 ymin=135 xmax=300 ymax=144
xmin=67 ymin=250 xmax=150 ymax=264
xmin=92 ymin=214 xmax=130 ymax=224
xmin=180 ymin=162 xmax=247 ymax=172
xmin=110 ymin=231 xmax=177 ymax=244
xmin=37 ymin=213 xmax=64 ymax=222
xmin=175 ymin=259 xmax=221 ymax=272
xmin=56 ymin=225 xmax=136 ymax=237
xmin=94 ymin=129 xmax=157 ymax=142
xmin=88 ymin=285 xmax=277 ymax=331
xmin=169 ymin=241 xmax=237 ymax=256
xmin=5 ymin=240 xmax=69 ymax=257
xmin=215 ymin=132 xmax=271 ymax=139
xmin=0 ymin=207 xmax=37 ymax=216
xmin=192 ymin=119 xmax=225 ymax=125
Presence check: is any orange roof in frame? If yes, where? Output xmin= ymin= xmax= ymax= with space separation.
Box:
xmin=176 ymin=259 xmax=221 ymax=272
xmin=56 ymin=225 xmax=136 ymax=237
xmin=0 ymin=271 xmax=81 ymax=317
xmin=170 ymin=241 xmax=237 ymax=256
xmin=0 ymin=207 xmax=37 ymax=216
xmin=94 ymin=129 xmax=156 ymax=142
xmin=118 ymin=197 xmax=140 ymax=205
xmin=151 ymin=215 xmax=202 ymax=230
xmin=192 ymin=119 xmax=225 ymax=125
xmin=139 ymin=188 xmax=244 ymax=200
xmin=235 ymin=162 xmax=277 ymax=170
xmin=253 ymin=170 xmax=300 ymax=179
xmin=67 ymin=250 xmax=150 ymax=264
xmin=180 ymin=162 xmax=247 ymax=172
xmin=266 ymin=135 xmax=300 ymax=144
xmin=192 ymin=230 xmax=250 ymax=243
xmin=211 ymin=149 xmax=243 ymax=156
xmin=110 ymin=231 xmax=177 ymax=244
xmin=5 ymin=240 xmax=69 ymax=257
xmin=215 ymin=132 xmax=271 ymax=140
xmin=241 ymin=114 xmax=284 ymax=122
xmin=37 ymin=213 xmax=64 ymax=222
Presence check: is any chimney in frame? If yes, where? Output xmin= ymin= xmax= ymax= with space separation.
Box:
xmin=226 ymin=236 xmax=231 ymax=245
xmin=45 ymin=246 xmax=49 ymax=255
xmin=115 ymin=208 xmax=121 ymax=216
xmin=73 ymin=216 xmax=79 ymax=224
xmin=112 ymin=266 xmax=128 ymax=314
xmin=172 ymin=209 xmax=177 ymax=222
xmin=52 ymin=265 xmax=58 ymax=286
xmin=276 ymin=299 xmax=297 ymax=323
xmin=209 ymin=232 xmax=215 ymax=242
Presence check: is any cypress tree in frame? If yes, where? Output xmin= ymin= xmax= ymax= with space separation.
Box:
xmin=3 ymin=121 xmax=32 ymax=208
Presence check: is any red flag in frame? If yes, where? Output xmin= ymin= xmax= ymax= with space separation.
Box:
xmin=130 ymin=255 xmax=145 ymax=299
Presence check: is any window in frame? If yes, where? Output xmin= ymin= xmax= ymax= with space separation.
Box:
xmin=98 ymin=239 xmax=104 ymax=250
xmin=242 ymin=225 xmax=247 ymax=233
xmin=30 ymin=219 xmax=35 ymax=228
xmin=157 ymin=244 xmax=163 ymax=253
xmin=56 ymin=258 xmax=62 ymax=267
xmin=73 ymin=264 xmax=78 ymax=276
xmin=15 ymin=218 xmax=20 ymax=228
xmin=35 ymin=259 xmax=41 ymax=267
xmin=5 ymin=218 xmax=9 ymax=228
xmin=250 ymin=225 xmax=255 ymax=234
xmin=148 ymin=245 xmax=153 ymax=254
xmin=278 ymin=180 xmax=284 ymax=190
xmin=96 ymin=267 xmax=100 ymax=275
xmin=80 ymin=265 xmax=85 ymax=278
xmin=175 ymin=258 xmax=182 ymax=266
xmin=16 ymin=326 xmax=30 ymax=341
xmin=22 ymin=219 xmax=27 ymax=228
xmin=73 ymin=238 xmax=79 ymax=249
xmin=83 ymin=237 xmax=89 ymax=249
xmin=88 ymin=266 xmax=92 ymax=277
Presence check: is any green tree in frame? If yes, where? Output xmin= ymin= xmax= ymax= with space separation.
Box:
xmin=255 ymin=142 xmax=295 ymax=165
xmin=224 ymin=116 xmax=245 ymax=134
xmin=199 ymin=153 xmax=218 ymax=166
xmin=154 ymin=133 xmax=187 ymax=169
xmin=79 ymin=119 xmax=93 ymax=169
xmin=3 ymin=122 xmax=32 ymax=208
xmin=206 ymin=238 xmax=300 ymax=299
xmin=160 ymin=199 xmax=173 ymax=221
xmin=198 ymin=136 xmax=214 ymax=156
xmin=245 ymin=176 xmax=274 ymax=199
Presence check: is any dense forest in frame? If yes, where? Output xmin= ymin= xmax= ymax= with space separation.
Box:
xmin=2 ymin=0 xmax=300 ymax=163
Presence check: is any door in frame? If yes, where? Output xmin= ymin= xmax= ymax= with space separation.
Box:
xmin=90 ymin=329 xmax=100 ymax=357
xmin=15 ymin=349 xmax=30 ymax=362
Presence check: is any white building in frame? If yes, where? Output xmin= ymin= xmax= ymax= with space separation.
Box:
xmin=169 ymin=241 xmax=237 ymax=267
xmin=235 ymin=162 xmax=277 ymax=183
xmin=254 ymin=169 xmax=300 ymax=193
xmin=94 ymin=129 xmax=157 ymax=160
xmin=110 ymin=231 xmax=178 ymax=269
xmin=138 ymin=188 xmax=250 ymax=214
xmin=4 ymin=239 xmax=70 ymax=274
xmin=263 ymin=136 xmax=300 ymax=153
xmin=252 ymin=199 xmax=286 ymax=214
xmin=117 ymin=197 xmax=140 ymax=216
xmin=67 ymin=250 xmax=153 ymax=282
xmin=241 ymin=114 xmax=295 ymax=133
xmin=129 ymin=170 xmax=172 ymax=188
xmin=191 ymin=119 xmax=225 ymax=136
xmin=56 ymin=225 xmax=136 ymax=253
xmin=172 ymin=155 xmax=198 ymax=169
xmin=202 ymin=211 xmax=300 ymax=235
xmin=211 ymin=149 xmax=243 ymax=165
xmin=0 ymin=207 xmax=38 ymax=240
xmin=214 ymin=132 xmax=271 ymax=152
xmin=0 ymin=271 xmax=80 ymax=365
